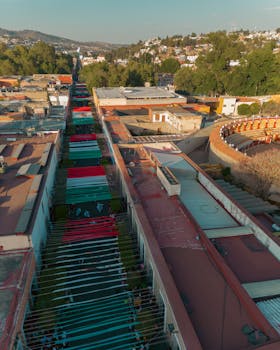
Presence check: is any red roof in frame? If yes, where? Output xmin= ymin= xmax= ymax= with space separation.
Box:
xmin=58 ymin=75 xmax=72 ymax=84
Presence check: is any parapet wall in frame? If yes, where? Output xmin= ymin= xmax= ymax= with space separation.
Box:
xmin=209 ymin=117 xmax=280 ymax=166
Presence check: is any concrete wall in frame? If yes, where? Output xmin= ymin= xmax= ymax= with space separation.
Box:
xmin=31 ymin=136 xmax=59 ymax=263
xmin=125 ymin=121 xmax=179 ymax=135
xmin=157 ymin=166 xmax=181 ymax=196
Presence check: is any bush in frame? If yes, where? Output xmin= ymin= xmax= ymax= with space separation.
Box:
xmin=237 ymin=104 xmax=251 ymax=116
xmin=250 ymin=103 xmax=261 ymax=115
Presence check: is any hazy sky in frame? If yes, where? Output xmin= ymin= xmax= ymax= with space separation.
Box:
xmin=0 ymin=0 xmax=280 ymax=43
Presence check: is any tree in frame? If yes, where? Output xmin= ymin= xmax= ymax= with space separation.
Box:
xmin=160 ymin=58 xmax=180 ymax=74
xmin=249 ymin=103 xmax=261 ymax=115
xmin=237 ymin=104 xmax=251 ymax=116
xmin=197 ymin=31 xmax=246 ymax=95
xmin=55 ymin=54 xmax=73 ymax=74
xmin=174 ymin=67 xmax=194 ymax=93
xmin=124 ymin=69 xmax=144 ymax=86
xmin=80 ymin=62 xmax=110 ymax=89
xmin=29 ymin=41 xmax=56 ymax=73
xmin=237 ymin=148 xmax=280 ymax=197
xmin=262 ymin=100 xmax=280 ymax=116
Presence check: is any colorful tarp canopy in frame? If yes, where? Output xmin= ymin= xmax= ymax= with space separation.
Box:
xmin=70 ymin=134 xmax=97 ymax=142
xmin=66 ymin=166 xmax=111 ymax=204
xmin=72 ymin=111 xmax=94 ymax=125
xmin=72 ymin=107 xmax=91 ymax=112
xmin=69 ymin=140 xmax=102 ymax=160
xmin=62 ymin=217 xmax=118 ymax=242
xmin=67 ymin=166 xmax=106 ymax=178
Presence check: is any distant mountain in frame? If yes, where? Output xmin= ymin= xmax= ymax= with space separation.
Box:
xmin=0 ymin=28 xmax=123 ymax=51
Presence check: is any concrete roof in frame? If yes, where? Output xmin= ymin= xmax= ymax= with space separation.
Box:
xmin=96 ymin=87 xmax=185 ymax=100
xmin=0 ymin=118 xmax=65 ymax=133
xmin=116 ymin=143 xmax=280 ymax=347
xmin=0 ymin=133 xmax=57 ymax=235
xmin=0 ymin=250 xmax=31 ymax=344
xmin=153 ymin=151 xmax=238 ymax=229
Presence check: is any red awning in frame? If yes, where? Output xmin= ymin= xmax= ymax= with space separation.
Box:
xmin=67 ymin=166 xmax=106 ymax=178
xmin=72 ymin=106 xmax=91 ymax=112
xmin=70 ymin=134 xmax=97 ymax=142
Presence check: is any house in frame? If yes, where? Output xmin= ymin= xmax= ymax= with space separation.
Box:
xmin=149 ymin=106 xmax=203 ymax=132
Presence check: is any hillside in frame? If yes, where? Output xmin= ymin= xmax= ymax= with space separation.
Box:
xmin=0 ymin=27 xmax=123 ymax=51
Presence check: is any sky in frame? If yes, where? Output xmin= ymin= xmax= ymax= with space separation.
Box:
xmin=0 ymin=0 xmax=280 ymax=43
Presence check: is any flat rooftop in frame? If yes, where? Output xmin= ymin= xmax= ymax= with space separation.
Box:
xmin=95 ymin=87 xmax=185 ymax=100
xmin=216 ymin=235 xmax=280 ymax=283
xmin=153 ymin=151 xmax=238 ymax=229
xmin=119 ymin=144 xmax=280 ymax=349
xmin=0 ymin=250 xmax=31 ymax=344
xmin=0 ymin=119 xmax=65 ymax=133
xmin=0 ymin=133 xmax=57 ymax=235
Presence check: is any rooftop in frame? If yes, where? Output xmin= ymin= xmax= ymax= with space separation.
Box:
xmin=0 ymin=133 xmax=58 ymax=235
xmin=0 ymin=249 xmax=33 ymax=347
xmin=117 ymin=143 xmax=280 ymax=349
xmin=0 ymin=119 xmax=65 ymax=133
xmin=95 ymin=86 xmax=185 ymax=100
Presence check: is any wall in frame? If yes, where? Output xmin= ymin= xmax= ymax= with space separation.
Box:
xmin=157 ymin=166 xmax=181 ymax=196
xmin=31 ymin=135 xmax=59 ymax=263
xmin=223 ymin=98 xmax=236 ymax=115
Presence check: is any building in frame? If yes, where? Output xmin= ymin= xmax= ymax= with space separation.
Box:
xmin=0 ymin=249 xmax=35 ymax=350
xmin=0 ymin=117 xmax=65 ymax=350
xmin=217 ymin=97 xmax=237 ymax=115
xmin=149 ymin=106 xmax=203 ymax=132
xmin=99 ymin=96 xmax=280 ymax=349
xmin=93 ymin=86 xmax=186 ymax=109
xmin=209 ymin=116 xmax=280 ymax=166
xmin=0 ymin=132 xmax=61 ymax=259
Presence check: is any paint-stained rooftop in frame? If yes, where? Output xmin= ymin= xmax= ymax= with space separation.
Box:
xmin=0 ymin=133 xmax=57 ymax=235
xmin=117 ymin=143 xmax=280 ymax=348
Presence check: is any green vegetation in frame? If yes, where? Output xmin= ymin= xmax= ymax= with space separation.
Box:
xmin=160 ymin=58 xmax=180 ymax=74
xmin=0 ymin=41 xmax=73 ymax=75
xmin=237 ymin=103 xmax=261 ymax=116
xmin=80 ymin=61 xmax=156 ymax=90
xmin=262 ymin=100 xmax=280 ymax=115
xmin=175 ymin=33 xmax=280 ymax=96
xmin=80 ymin=30 xmax=280 ymax=97
xmin=53 ymin=205 xmax=68 ymax=220
xmin=110 ymin=197 xmax=122 ymax=212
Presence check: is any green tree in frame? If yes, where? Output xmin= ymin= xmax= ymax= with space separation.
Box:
xmin=0 ymin=59 xmax=17 ymax=75
xmin=174 ymin=67 xmax=194 ymax=93
xmin=124 ymin=69 xmax=144 ymax=86
xmin=80 ymin=62 xmax=109 ymax=89
xmin=160 ymin=58 xmax=180 ymax=74
xmin=262 ymin=100 xmax=280 ymax=116
xmin=29 ymin=41 xmax=56 ymax=73
xmin=237 ymin=104 xmax=251 ymax=115
xmin=244 ymin=45 xmax=279 ymax=95
xmin=196 ymin=31 xmax=245 ymax=95
xmin=249 ymin=103 xmax=261 ymax=115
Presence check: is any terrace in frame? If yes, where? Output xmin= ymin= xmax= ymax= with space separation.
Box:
xmin=119 ymin=143 xmax=280 ymax=349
